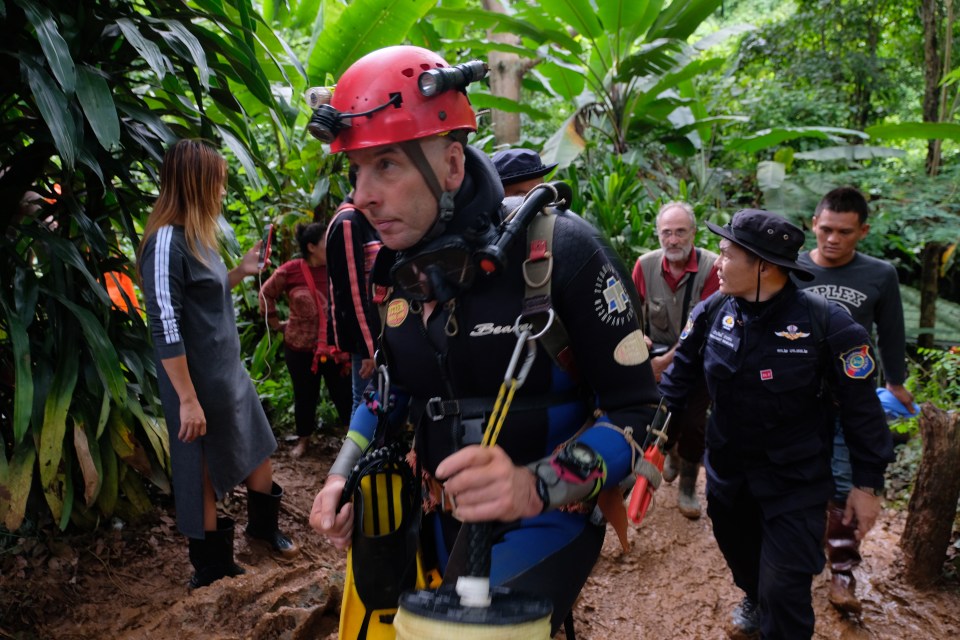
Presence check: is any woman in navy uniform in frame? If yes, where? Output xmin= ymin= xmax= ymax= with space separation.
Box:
xmin=659 ymin=209 xmax=893 ymax=639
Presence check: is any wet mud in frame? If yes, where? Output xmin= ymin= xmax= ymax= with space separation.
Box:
xmin=2 ymin=434 xmax=958 ymax=640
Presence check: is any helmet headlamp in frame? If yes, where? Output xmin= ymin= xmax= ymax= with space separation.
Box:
xmin=306 ymin=93 xmax=403 ymax=144
xmin=417 ymin=60 xmax=488 ymax=97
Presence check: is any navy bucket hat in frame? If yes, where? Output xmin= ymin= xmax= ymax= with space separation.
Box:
xmin=706 ymin=209 xmax=815 ymax=281
xmin=492 ymin=148 xmax=558 ymax=185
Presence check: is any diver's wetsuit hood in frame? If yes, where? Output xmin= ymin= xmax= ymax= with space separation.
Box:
xmin=376 ymin=145 xmax=506 ymax=302
xmin=416 ymin=145 xmax=505 ymax=247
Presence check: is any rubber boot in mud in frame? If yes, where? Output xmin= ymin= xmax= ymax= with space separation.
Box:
xmin=677 ymin=459 xmax=701 ymax=520
xmin=662 ymin=444 xmax=680 ymax=483
xmin=725 ymin=595 xmax=760 ymax=640
xmin=246 ymin=482 xmax=300 ymax=558
xmin=188 ymin=517 xmax=246 ymax=590
xmin=826 ymin=501 xmax=862 ymax=615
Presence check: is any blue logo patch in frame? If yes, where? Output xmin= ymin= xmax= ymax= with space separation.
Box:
xmin=839 ymin=345 xmax=875 ymax=379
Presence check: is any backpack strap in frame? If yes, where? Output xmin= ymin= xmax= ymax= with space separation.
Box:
xmin=522 ymin=209 xmax=576 ymax=373
xmin=798 ymin=289 xmax=830 ymax=344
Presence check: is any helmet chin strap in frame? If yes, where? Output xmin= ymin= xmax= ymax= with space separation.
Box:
xmin=399 ymin=140 xmax=456 ymax=242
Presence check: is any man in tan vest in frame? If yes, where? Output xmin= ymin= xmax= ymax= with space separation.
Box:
xmin=631 ymin=201 xmax=719 ymax=518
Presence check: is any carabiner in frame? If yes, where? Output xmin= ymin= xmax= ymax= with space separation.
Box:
xmin=502 ymin=328 xmax=532 ymax=384
xmin=514 ymin=335 xmax=537 ymax=387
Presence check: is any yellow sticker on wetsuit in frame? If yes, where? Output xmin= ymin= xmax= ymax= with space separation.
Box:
xmin=386 ymin=299 xmax=409 ymax=327
xmin=614 ymin=330 xmax=649 ymax=365
xmin=840 ymin=345 xmax=875 ymax=379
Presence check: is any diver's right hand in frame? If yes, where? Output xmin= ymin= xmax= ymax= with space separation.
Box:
xmin=310 ymin=474 xmax=353 ymax=550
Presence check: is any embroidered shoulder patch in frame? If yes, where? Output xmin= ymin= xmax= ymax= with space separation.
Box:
xmin=839 ymin=345 xmax=875 ymax=379
xmin=679 ymin=318 xmax=694 ymax=341
xmin=592 ymin=264 xmax=636 ymax=327
xmin=614 ymin=330 xmax=649 ymax=365
xmin=386 ymin=298 xmax=409 ymax=327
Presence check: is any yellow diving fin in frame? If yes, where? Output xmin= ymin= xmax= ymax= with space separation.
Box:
xmin=338 ymin=444 xmax=433 ymax=639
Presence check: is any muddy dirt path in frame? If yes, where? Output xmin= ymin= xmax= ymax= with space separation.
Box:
xmin=2 ymin=434 xmax=958 ymax=640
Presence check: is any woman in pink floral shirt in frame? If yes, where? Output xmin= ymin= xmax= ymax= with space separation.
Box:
xmin=259 ymin=222 xmax=352 ymax=457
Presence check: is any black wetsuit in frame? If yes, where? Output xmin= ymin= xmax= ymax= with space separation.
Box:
xmin=347 ymin=146 xmax=660 ymax=632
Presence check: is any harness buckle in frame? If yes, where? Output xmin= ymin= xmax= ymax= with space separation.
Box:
xmin=425 ymin=396 xmax=456 ymax=421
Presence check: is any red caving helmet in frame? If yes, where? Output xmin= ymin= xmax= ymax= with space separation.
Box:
xmin=329 ymin=46 xmax=477 ymax=153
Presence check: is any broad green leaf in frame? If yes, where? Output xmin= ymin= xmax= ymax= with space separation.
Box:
xmin=793 ymin=145 xmax=907 ymax=161
xmin=48 ymin=294 xmax=127 ymax=401
xmin=467 ymin=93 xmax=551 ymax=121
xmin=31 ymin=229 xmax=112 ymax=307
xmin=618 ymin=39 xmax=686 ymax=80
xmin=76 ymin=65 xmax=121 ymax=152
xmin=74 ymin=422 xmax=101 ymax=505
xmin=150 ymin=18 xmax=211 ymax=90
xmin=757 ymin=160 xmax=786 ymax=191
xmin=429 ymin=7 xmax=581 ymax=53
xmin=16 ymin=0 xmax=76 ymax=94
xmin=97 ymin=392 xmax=111 ymax=440
xmin=0 ymin=299 xmax=33 ymax=444
xmin=116 ymin=18 xmax=170 ymax=83
xmin=597 ymin=0 xmax=663 ymax=44
xmin=541 ymin=0 xmax=604 ymax=40
xmin=39 ymin=346 xmax=79 ymax=522
xmin=121 ymin=470 xmax=154 ymax=518
xmin=649 ymin=0 xmax=723 ymax=41
xmin=116 ymin=102 xmax=177 ymax=148
xmin=22 ymin=56 xmax=78 ymax=169
xmin=536 ymin=61 xmax=588 ymax=101
xmin=0 ymin=440 xmax=37 ymax=531
xmin=307 ymin=0 xmax=440 ymax=80
xmin=542 ymin=112 xmax=588 ymax=170
xmin=865 ymin=122 xmax=960 ymax=141
xmin=125 ymin=396 xmax=171 ymax=487
xmin=216 ymin=124 xmax=264 ymax=192
xmin=58 ymin=446 xmax=74 ymax=530
xmin=693 ymin=23 xmax=756 ymax=51
xmin=108 ymin=409 xmax=155 ymax=481
xmin=726 ymin=126 xmax=868 ymax=154
xmin=96 ymin=441 xmax=119 ymax=517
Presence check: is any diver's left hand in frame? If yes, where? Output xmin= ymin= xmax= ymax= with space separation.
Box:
xmin=435 ymin=445 xmax=541 ymax=523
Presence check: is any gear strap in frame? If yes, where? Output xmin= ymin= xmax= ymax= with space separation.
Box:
xmin=523 ymin=210 xmax=576 ymax=374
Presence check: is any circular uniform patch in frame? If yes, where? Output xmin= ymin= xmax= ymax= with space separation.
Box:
xmin=614 ymin=330 xmax=650 ymax=365
xmin=592 ymin=264 xmax=636 ymax=327
xmin=839 ymin=345 xmax=875 ymax=379
xmin=386 ymin=298 xmax=409 ymax=328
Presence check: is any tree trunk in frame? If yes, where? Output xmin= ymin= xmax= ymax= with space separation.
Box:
xmin=922 ymin=0 xmax=942 ymax=175
xmin=482 ymin=0 xmax=523 ymax=145
xmin=900 ymin=403 xmax=960 ymax=587
xmin=918 ymin=242 xmax=945 ymax=349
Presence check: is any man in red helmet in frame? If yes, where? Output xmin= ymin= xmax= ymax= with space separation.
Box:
xmin=309 ymin=46 xmax=661 ymax=634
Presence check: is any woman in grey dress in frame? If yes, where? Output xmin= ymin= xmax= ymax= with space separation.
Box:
xmin=138 ymin=139 xmax=298 ymax=589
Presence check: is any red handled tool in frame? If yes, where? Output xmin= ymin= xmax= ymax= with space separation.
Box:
xmin=627 ymin=402 xmax=671 ymax=525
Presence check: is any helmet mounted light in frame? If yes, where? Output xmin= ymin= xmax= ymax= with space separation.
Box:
xmin=307 ymin=93 xmax=403 ymax=144
xmin=304 ymin=47 xmax=487 ymax=149
xmin=417 ymin=60 xmax=488 ymax=97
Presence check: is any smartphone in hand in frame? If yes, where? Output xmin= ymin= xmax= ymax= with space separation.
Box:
xmin=257 ymin=224 xmax=274 ymax=270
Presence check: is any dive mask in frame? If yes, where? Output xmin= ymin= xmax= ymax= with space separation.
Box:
xmin=390 ymin=236 xmax=477 ymax=303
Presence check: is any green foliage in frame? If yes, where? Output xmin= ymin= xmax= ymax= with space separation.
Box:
xmin=0 ymin=0 xmax=302 ymax=533
xmin=910 ymin=347 xmax=960 ymax=409
xmin=895 ymin=346 xmax=960 ymax=439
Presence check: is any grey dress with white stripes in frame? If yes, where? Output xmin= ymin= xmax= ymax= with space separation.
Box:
xmin=141 ymin=225 xmax=276 ymax=539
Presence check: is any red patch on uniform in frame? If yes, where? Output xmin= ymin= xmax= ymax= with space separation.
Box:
xmin=760 ymin=369 xmax=773 ymax=381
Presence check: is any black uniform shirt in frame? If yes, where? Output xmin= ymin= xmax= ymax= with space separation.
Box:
xmin=660 ymin=283 xmax=893 ymax=517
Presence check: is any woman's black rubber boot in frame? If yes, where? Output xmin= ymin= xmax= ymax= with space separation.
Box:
xmin=188 ymin=517 xmax=246 ymax=589
xmin=246 ymin=482 xmax=300 ymax=558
